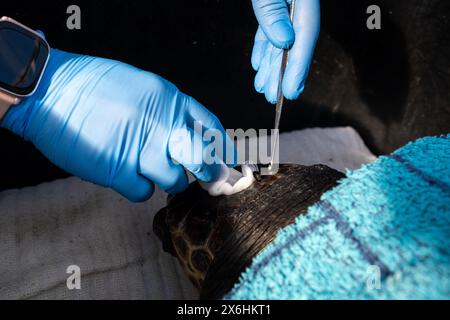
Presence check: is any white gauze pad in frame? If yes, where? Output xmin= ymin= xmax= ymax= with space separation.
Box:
xmin=199 ymin=163 xmax=255 ymax=196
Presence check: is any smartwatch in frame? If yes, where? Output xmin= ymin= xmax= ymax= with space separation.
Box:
xmin=0 ymin=16 xmax=50 ymax=119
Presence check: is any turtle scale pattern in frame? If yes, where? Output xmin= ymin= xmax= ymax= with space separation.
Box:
xmin=153 ymin=164 xmax=345 ymax=298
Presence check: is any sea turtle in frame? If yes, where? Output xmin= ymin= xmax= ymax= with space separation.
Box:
xmin=153 ymin=164 xmax=344 ymax=299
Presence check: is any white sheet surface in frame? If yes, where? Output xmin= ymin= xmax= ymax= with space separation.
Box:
xmin=0 ymin=127 xmax=376 ymax=299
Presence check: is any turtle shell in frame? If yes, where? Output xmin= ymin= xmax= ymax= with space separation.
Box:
xmin=153 ymin=164 xmax=344 ymax=299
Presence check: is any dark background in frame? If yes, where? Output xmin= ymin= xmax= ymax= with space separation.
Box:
xmin=0 ymin=0 xmax=449 ymax=191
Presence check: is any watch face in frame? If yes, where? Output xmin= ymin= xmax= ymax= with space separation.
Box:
xmin=0 ymin=18 xmax=50 ymax=97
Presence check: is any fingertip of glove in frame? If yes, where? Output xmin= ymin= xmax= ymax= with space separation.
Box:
xmin=268 ymin=20 xmax=295 ymax=49
xmin=122 ymin=186 xmax=155 ymax=203
xmin=194 ymin=163 xmax=223 ymax=184
xmin=254 ymin=76 xmax=265 ymax=94
xmin=251 ymin=56 xmax=261 ymax=71
xmin=283 ymin=80 xmax=305 ymax=101
xmin=265 ymin=89 xmax=278 ymax=104
xmin=164 ymin=173 xmax=189 ymax=195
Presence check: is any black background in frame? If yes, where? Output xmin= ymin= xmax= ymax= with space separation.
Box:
xmin=0 ymin=0 xmax=449 ymax=191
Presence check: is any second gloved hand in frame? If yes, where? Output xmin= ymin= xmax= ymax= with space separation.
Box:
xmin=251 ymin=0 xmax=320 ymax=103
xmin=1 ymin=49 xmax=234 ymax=201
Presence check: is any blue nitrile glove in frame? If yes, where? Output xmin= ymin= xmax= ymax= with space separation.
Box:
xmin=1 ymin=49 xmax=235 ymax=202
xmin=251 ymin=0 xmax=320 ymax=103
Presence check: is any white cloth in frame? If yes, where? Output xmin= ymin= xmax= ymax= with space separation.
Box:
xmin=0 ymin=127 xmax=376 ymax=299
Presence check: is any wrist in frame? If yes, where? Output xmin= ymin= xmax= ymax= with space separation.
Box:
xmin=1 ymin=48 xmax=67 ymax=137
xmin=0 ymin=91 xmax=15 ymax=122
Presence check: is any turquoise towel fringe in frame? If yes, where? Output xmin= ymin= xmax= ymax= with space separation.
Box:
xmin=226 ymin=135 xmax=450 ymax=299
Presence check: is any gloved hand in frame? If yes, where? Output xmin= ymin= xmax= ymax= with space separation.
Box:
xmin=1 ymin=49 xmax=235 ymax=202
xmin=251 ymin=0 xmax=320 ymax=103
